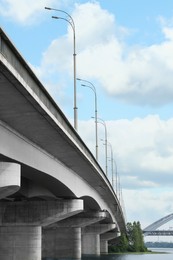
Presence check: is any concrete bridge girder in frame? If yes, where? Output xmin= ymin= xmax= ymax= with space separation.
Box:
xmin=0 ymin=121 xmax=116 ymax=221
xmin=0 ymin=199 xmax=84 ymax=227
xmin=0 ymin=42 xmax=124 ymax=226
xmin=83 ymin=223 xmax=116 ymax=235
xmin=47 ymin=210 xmax=110 ymax=228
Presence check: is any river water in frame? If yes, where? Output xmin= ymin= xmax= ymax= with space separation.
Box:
xmin=45 ymin=248 xmax=173 ymax=260
xmin=82 ymin=248 xmax=173 ymax=260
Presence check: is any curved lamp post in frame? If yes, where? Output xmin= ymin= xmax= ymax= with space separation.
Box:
xmin=45 ymin=7 xmax=77 ymax=131
xmin=118 ymin=172 xmax=121 ymax=202
xmin=107 ymin=143 xmax=119 ymax=198
xmin=107 ymin=141 xmax=114 ymax=186
xmin=97 ymin=118 xmax=108 ymax=176
xmin=113 ymin=159 xmax=118 ymax=195
xmin=77 ymin=78 xmax=98 ymax=161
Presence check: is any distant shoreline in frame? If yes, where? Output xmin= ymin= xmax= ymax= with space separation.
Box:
xmin=145 ymin=242 xmax=173 ymax=248
xmin=108 ymin=250 xmax=168 ymax=255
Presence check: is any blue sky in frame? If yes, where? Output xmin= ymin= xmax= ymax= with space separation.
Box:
xmin=1 ymin=0 xmax=173 ymax=239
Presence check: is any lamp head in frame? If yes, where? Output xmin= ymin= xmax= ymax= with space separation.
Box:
xmin=52 ymin=16 xmax=60 ymax=19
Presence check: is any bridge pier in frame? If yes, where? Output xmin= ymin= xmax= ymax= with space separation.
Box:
xmin=0 ymin=199 xmax=83 ymax=260
xmin=100 ymin=231 xmax=118 ymax=253
xmin=100 ymin=239 xmax=108 ymax=254
xmin=0 ymin=162 xmax=21 ymax=199
xmin=82 ymin=223 xmax=116 ymax=255
xmin=42 ymin=211 xmax=107 ymax=259
xmin=0 ymin=161 xmax=120 ymax=259
xmin=0 ymin=226 xmax=41 ymax=260
xmin=82 ymin=233 xmax=100 ymax=255
xmin=43 ymin=227 xmax=81 ymax=259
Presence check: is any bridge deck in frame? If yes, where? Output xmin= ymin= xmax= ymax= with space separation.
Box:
xmin=0 ymin=27 xmax=126 ymax=232
xmin=143 ymin=230 xmax=173 ymax=236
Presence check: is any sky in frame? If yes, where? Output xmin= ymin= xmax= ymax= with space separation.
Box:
xmin=1 ymin=0 xmax=173 ymax=241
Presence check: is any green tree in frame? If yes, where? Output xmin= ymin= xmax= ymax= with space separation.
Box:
xmin=108 ymin=221 xmax=147 ymax=253
xmin=136 ymin=221 xmax=147 ymax=252
xmin=126 ymin=222 xmax=134 ymax=251
xmin=109 ymin=233 xmax=128 ymax=253
xmin=119 ymin=233 xmax=129 ymax=252
xmin=126 ymin=221 xmax=147 ymax=252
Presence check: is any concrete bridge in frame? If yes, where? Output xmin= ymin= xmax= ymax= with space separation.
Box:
xmin=0 ymin=27 xmax=126 ymax=260
xmin=143 ymin=213 xmax=173 ymax=236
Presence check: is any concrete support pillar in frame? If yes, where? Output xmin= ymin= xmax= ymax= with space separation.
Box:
xmin=0 ymin=162 xmax=21 ymax=199
xmin=43 ymin=227 xmax=81 ymax=259
xmin=100 ymin=239 xmax=108 ymax=253
xmin=100 ymin=231 xmax=118 ymax=253
xmin=0 ymin=199 xmax=83 ymax=260
xmin=42 ymin=211 xmax=107 ymax=259
xmin=82 ymin=223 xmax=116 ymax=256
xmin=0 ymin=226 xmax=41 ymax=260
xmin=82 ymin=233 xmax=100 ymax=255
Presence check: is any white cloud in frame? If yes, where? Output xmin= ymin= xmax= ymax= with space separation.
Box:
xmin=74 ymin=2 xmax=116 ymax=48
xmin=38 ymin=2 xmax=119 ymax=74
xmin=77 ymin=20 xmax=173 ymax=106
xmin=123 ymin=189 xmax=173 ymax=228
xmin=0 ymin=0 xmax=59 ymax=24
xmin=78 ymin=115 xmax=173 ymax=189
xmin=2 ymin=1 xmax=173 ymax=106
xmin=37 ymin=1 xmax=173 ymax=107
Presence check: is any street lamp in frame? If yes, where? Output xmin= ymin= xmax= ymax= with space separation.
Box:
xmin=107 ymin=141 xmax=114 ymax=186
xmin=77 ymin=78 xmax=98 ymax=161
xmin=118 ymin=172 xmax=121 ymax=202
xmin=45 ymin=7 xmax=78 ymax=131
xmin=113 ymin=159 xmax=118 ymax=195
xmin=97 ymin=118 xmax=108 ymax=176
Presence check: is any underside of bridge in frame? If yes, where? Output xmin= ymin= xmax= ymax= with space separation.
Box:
xmin=0 ymin=27 xmax=125 ymax=259
xmin=0 ymin=160 xmax=118 ymax=260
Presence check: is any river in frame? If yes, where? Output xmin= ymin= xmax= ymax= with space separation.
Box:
xmin=45 ymin=248 xmax=173 ymax=260
xmin=82 ymin=248 xmax=173 ymax=260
